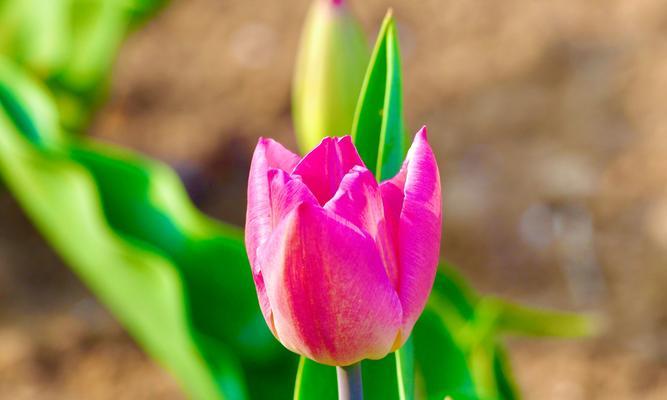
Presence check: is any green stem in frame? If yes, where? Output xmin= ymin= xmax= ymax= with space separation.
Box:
xmin=337 ymin=362 xmax=363 ymax=400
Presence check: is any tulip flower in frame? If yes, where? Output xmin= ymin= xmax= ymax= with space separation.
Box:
xmin=245 ymin=127 xmax=441 ymax=367
xmin=292 ymin=0 xmax=370 ymax=153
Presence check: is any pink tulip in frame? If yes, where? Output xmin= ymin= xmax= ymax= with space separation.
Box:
xmin=245 ymin=127 xmax=441 ymax=366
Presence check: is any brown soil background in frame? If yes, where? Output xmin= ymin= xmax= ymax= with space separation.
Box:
xmin=2 ymin=0 xmax=667 ymax=398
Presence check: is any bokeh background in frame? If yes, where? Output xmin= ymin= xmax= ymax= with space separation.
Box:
xmin=2 ymin=0 xmax=667 ymax=398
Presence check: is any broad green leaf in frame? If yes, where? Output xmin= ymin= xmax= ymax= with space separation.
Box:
xmin=64 ymin=0 xmax=127 ymax=91
xmin=437 ymin=264 xmax=479 ymax=321
xmin=427 ymin=262 xmax=594 ymax=399
xmin=351 ymin=10 xmax=405 ymax=181
xmin=294 ymin=358 xmax=337 ymax=400
xmin=362 ymin=354 xmax=403 ymax=400
xmin=0 ymin=90 xmax=231 ymax=400
xmin=414 ymin=271 xmax=477 ymax=399
xmin=0 ymin=57 xmax=294 ymax=400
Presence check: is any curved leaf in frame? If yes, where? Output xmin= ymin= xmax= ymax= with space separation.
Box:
xmin=414 ymin=272 xmax=477 ymax=399
xmin=493 ymin=346 xmax=520 ymax=400
xmin=0 ymin=57 xmax=290 ymax=400
xmin=293 ymin=358 xmax=337 ymax=400
xmin=395 ymin=338 xmax=415 ymax=400
xmin=493 ymin=299 xmax=597 ymax=338
xmin=351 ymin=10 xmax=405 ymax=181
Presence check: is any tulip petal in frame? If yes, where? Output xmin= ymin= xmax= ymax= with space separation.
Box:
xmin=259 ymin=202 xmax=402 ymax=366
xmin=379 ymin=179 xmax=403 ymax=257
xmin=268 ymin=168 xmax=318 ymax=226
xmin=246 ymin=138 xmax=301 ymax=333
xmin=325 ymin=166 xmax=399 ymax=286
xmin=381 ymin=127 xmax=441 ymax=339
xmin=336 ymin=136 xmax=365 ymax=167
xmin=292 ymin=136 xmax=364 ymax=204
xmin=246 ymin=138 xmax=302 ymax=265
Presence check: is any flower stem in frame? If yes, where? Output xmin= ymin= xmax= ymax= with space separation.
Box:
xmin=336 ymin=362 xmax=363 ymax=400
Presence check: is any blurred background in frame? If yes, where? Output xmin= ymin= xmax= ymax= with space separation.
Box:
xmin=1 ymin=0 xmax=667 ymax=398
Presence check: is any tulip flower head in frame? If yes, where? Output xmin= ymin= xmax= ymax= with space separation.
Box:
xmin=245 ymin=127 xmax=441 ymax=366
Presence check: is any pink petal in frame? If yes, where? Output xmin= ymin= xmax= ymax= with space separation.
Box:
xmin=268 ymin=168 xmax=318 ymax=227
xmin=381 ymin=127 xmax=442 ymax=340
xmin=292 ymin=136 xmax=365 ymax=205
xmin=325 ymin=166 xmax=399 ymax=287
xmin=336 ymin=136 xmax=365 ymax=167
xmin=246 ymin=138 xmax=302 ymax=265
xmin=259 ymin=203 xmax=402 ymax=366
xmin=379 ymin=181 xmax=403 ymax=260
xmin=245 ymin=138 xmax=302 ymax=333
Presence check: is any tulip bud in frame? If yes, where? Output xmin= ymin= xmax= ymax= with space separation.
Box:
xmin=292 ymin=0 xmax=370 ymax=153
xmin=245 ymin=127 xmax=441 ymax=366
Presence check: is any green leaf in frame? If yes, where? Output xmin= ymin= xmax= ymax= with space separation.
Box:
xmin=493 ymin=346 xmax=520 ymax=400
xmin=436 ymin=264 xmax=479 ymax=321
xmin=0 ymin=94 xmax=228 ymax=400
xmin=64 ymin=0 xmax=127 ymax=91
xmin=294 ymin=358 xmax=337 ymax=400
xmin=493 ymin=299 xmax=597 ymax=338
xmin=351 ymin=10 xmax=405 ymax=181
xmin=0 ymin=0 xmax=167 ymax=131
xmin=0 ymin=56 xmax=293 ymax=400
xmin=362 ymin=354 xmax=402 ymax=400
xmin=0 ymin=0 xmax=69 ymax=76
xmin=414 ymin=271 xmax=477 ymax=399
xmin=395 ymin=338 xmax=415 ymax=400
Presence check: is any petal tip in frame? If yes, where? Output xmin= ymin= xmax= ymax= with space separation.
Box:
xmin=350 ymin=164 xmax=368 ymax=174
xmin=266 ymin=167 xmax=284 ymax=182
xmin=319 ymin=136 xmax=336 ymax=145
xmin=416 ymin=126 xmax=428 ymax=141
xmin=301 ymin=136 xmax=335 ymax=158
xmin=337 ymin=135 xmax=353 ymax=144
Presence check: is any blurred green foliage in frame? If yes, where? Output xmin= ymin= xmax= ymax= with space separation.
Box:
xmin=0 ymin=1 xmax=594 ymax=399
xmin=0 ymin=0 xmax=166 ymax=131
xmin=0 ymin=57 xmax=299 ymax=399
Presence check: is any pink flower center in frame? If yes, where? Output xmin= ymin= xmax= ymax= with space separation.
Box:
xmin=291 ymin=136 xmax=365 ymax=205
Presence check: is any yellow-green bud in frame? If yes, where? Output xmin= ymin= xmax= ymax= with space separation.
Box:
xmin=292 ymin=0 xmax=370 ymax=153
